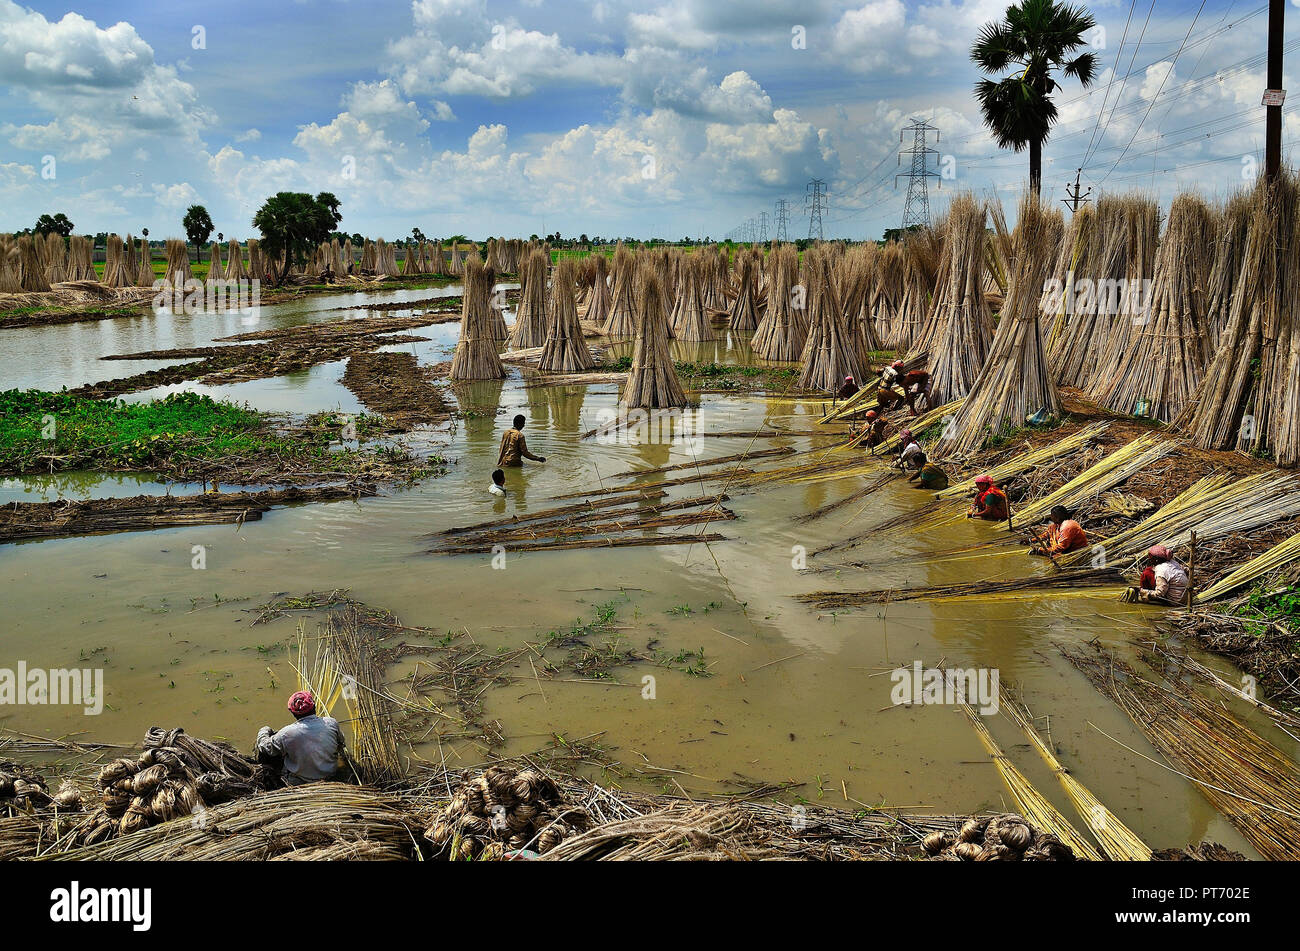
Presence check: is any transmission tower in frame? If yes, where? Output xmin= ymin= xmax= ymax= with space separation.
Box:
xmin=895 ymin=118 xmax=941 ymax=230
xmin=774 ymin=199 xmax=790 ymax=242
xmin=805 ymin=179 xmax=827 ymax=240
xmin=757 ymin=211 xmax=770 ymax=242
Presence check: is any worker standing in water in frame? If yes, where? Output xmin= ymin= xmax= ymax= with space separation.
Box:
xmin=1031 ymin=505 xmax=1088 ymax=556
xmin=497 ymin=414 xmax=546 ymax=467
xmin=967 ymin=474 xmax=1008 ymax=521
xmin=255 ymin=691 xmax=346 ymax=786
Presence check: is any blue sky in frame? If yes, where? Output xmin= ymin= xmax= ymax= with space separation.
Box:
xmin=1 ymin=0 xmax=1295 ymax=241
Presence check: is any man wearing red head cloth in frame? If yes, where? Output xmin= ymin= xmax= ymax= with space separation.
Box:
xmin=255 ymin=691 xmax=346 ymax=786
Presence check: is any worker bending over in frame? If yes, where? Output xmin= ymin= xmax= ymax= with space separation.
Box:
xmin=1031 ymin=505 xmax=1087 ymax=556
xmin=837 ymin=375 xmax=860 ymax=400
xmin=881 ymin=360 xmax=933 ymax=414
xmin=255 ymin=691 xmax=346 ymax=786
xmin=1121 ymin=545 xmax=1189 ymax=605
xmin=498 ymin=414 xmax=546 ymax=467
xmin=906 ymin=451 xmax=949 ymax=490
xmin=895 ymin=429 xmax=922 ymax=469
xmin=859 ymin=410 xmax=888 ymax=449
xmin=967 ymin=474 xmax=1008 ymax=521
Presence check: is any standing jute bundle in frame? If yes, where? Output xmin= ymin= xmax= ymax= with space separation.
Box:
xmin=225 ymin=240 xmax=246 ymax=282
xmin=1094 ymin=193 xmax=1215 ymax=423
xmin=450 ymin=254 xmax=506 ymax=381
xmin=206 ymin=241 xmax=225 ymax=283
xmin=925 ymin=194 xmax=992 ymax=404
xmin=603 ymin=245 xmax=638 ymax=336
xmin=897 ymin=228 xmax=941 ymax=354
xmin=838 ymin=244 xmax=880 ymax=362
xmin=539 ymin=258 xmax=594 ymax=372
xmin=510 ymin=249 xmax=550 ymax=349
xmin=872 ymin=242 xmax=905 ymax=348
xmin=934 ymin=192 xmax=1063 ymax=458
xmin=622 ymin=266 xmax=688 ymax=409
xmin=668 ymin=253 xmax=714 ymax=341
xmin=728 ymin=250 xmax=761 ymax=331
xmin=1180 ymin=169 xmax=1300 ymax=466
xmin=17 ymin=235 xmax=50 ymax=291
xmin=752 ymin=243 xmax=806 ymax=361
xmin=1085 ymin=195 xmax=1160 ymax=401
xmin=163 ymin=239 xmax=192 ymax=287
xmin=1202 ymin=190 xmax=1251 ymax=352
xmin=798 ymin=249 xmax=865 ymax=391
xmin=0 ymin=236 xmax=20 ymax=293
xmin=135 ymin=238 xmax=154 ymax=287
xmin=102 ymin=234 xmax=132 ymax=287
xmin=585 ymin=252 xmax=612 ymax=325
xmin=67 ymin=235 xmax=95 ymax=281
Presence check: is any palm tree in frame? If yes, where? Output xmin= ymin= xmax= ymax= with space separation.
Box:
xmin=971 ymin=0 xmax=1098 ymax=195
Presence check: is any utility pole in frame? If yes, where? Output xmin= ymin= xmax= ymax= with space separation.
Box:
xmin=895 ymin=118 xmax=940 ymax=230
xmin=805 ymin=179 xmax=827 ymax=240
xmin=1063 ymin=167 xmax=1092 ymax=212
xmin=757 ymin=211 xmax=770 ymax=242
xmin=774 ymin=199 xmax=790 ymax=242
xmin=1265 ymin=0 xmax=1285 ymax=184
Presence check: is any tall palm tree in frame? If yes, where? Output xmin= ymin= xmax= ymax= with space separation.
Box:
xmin=971 ymin=0 xmax=1098 ymax=195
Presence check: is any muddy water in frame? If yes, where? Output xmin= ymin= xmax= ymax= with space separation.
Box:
xmin=0 ymin=289 xmax=1279 ymax=856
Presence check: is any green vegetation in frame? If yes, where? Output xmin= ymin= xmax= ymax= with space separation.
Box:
xmin=0 ymin=389 xmax=421 ymax=479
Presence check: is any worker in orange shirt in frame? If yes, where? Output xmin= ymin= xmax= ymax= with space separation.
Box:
xmin=966 ymin=474 xmax=1008 ymax=521
xmin=1031 ymin=505 xmax=1087 ymax=556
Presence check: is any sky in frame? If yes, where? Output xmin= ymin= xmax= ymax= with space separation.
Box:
xmin=1 ymin=0 xmax=1297 ymax=241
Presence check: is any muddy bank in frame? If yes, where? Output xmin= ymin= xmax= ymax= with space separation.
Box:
xmin=75 ymin=312 xmax=452 ymax=399
xmin=340 ymin=352 xmax=450 ymax=432
xmin=0 ymin=484 xmax=375 ymax=543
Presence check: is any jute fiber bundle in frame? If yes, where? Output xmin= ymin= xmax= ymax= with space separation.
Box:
xmin=449 ymin=254 xmax=506 ymax=381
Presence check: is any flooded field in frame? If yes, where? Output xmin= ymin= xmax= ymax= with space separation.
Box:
xmin=0 ymin=288 xmax=1276 ymax=857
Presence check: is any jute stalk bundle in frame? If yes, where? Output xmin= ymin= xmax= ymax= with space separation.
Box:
xmin=898 ymin=225 xmax=942 ymax=354
xmin=668 ymin=253 xmax=713 ymax=341
xmin=223 ymin=240 xmax=245 ymax=281
xmin=621 ymin=267 xmax=687 ymax=409
xmin=1058 ymin=470 xmax=1300 ymax=569
xmin=359 ymin=239 xmax=377 ymax=272
xmin=960 ymin=700 xmax=1103 ymax=860
xmin=19 ymin=235 xmax=51 ymax=290
xmin=925 ymin=194 xmax=993 ymax=403
xmin=484 ymin=238 xmax=502 ymax=272
xmin=872 ymin=242 xmax=906 ymax=348
xmin=0 ymin=236 xmax=20 ymax=293
xmin=539 ymin=257 xmax=595 ymax=372
xmin=1043 ymin=203 xmax=1094 ymax=352
xmin=1085 ymin=195 xmax=1161 ymax=401
xmin=41 ymin=232 xmax=67 ymax=283
xmin=1203 ymin=191 xmax=1251 ymax=350
xmin=1093 ymin=194 xmax=1215 ymax=422
xmin=206 ymin=241 xmax=224 ymax=283
xmin=934 ymin=192 xmax=1063 ymax=458
xmin=1180 ymin=170 xmax=1300 ymax=465
xmin=603 ymin=245 xmax=639 ymax=336
xmin=798 ymin=249 xmax=865 ymax=391
xmin=838 ymin=244 xmax=881 ymax=361
xmin=729 ymin=250 xmax=760 ymax=330
xmin=449 ymin=241 xmax=465 ymax=276
xmin=1002 ymin=696 xmax=1152 ymax=860
xmin=66 ymin=235 xmax=95 ymax=281
xmin=510 ymin=249 xmax=550 ymax=349
xmin=102 ymin=235 xmax=132 ymax=287
xmin=1195 ymin=529 xmax=1300 ymax=602
xmin=584 ymin=251 xmax=612 ymax=324
xmin=699 ymin=245 xmax=728 ymax=311
xmin=752 ymin=244 xmax=806 ymax=360
xmin=1063 ymin=643 xmax=1300 ymax=861
xmin=449 ymin=254 xmax=506 ymax=381
xmin=135 ymin=238 xmax=154 ymax=286
xmin=245 ymin=239 xmax=265 ymax=282
xmin=1009 ymin=432 xmax=1173 ymax=527
xmin=163 ymin=238 xmax=192 ymax=287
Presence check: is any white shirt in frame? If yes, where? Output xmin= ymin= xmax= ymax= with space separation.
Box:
xmin=899 ymin=441 xmax=922 ymax=462
xmin=489 ymin=484 xmax=506 ymax=497
xmin=1154 ymin=560 xmax=1189 ymax=603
